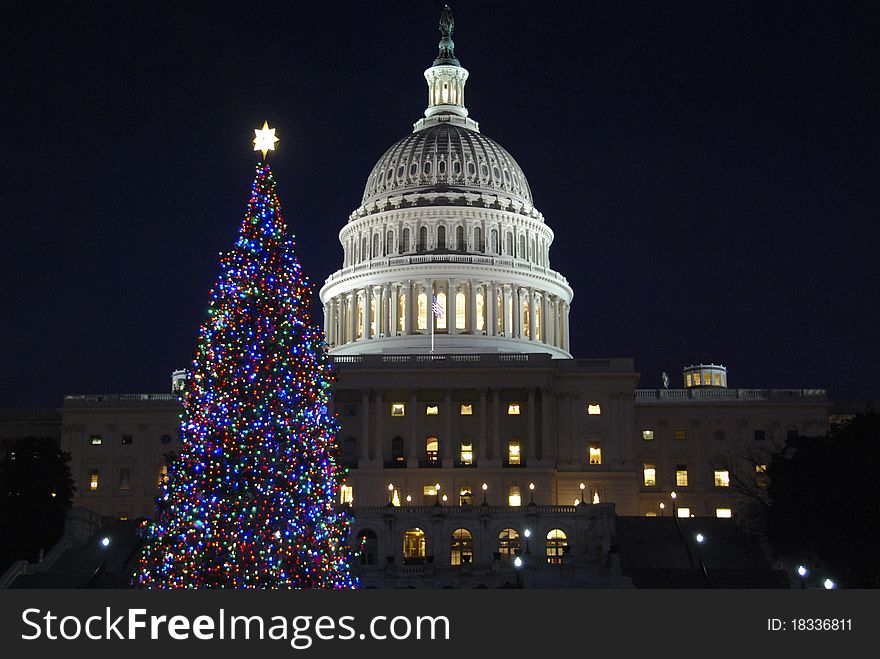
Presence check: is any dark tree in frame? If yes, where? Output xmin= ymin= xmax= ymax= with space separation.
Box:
xmin=768 ymin=412 xmax=880 ymax=587
xmin=0 ymin=437 xmax=75 ymax=570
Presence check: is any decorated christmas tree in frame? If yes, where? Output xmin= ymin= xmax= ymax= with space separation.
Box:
xmin=135 ymin=124 xmax=357 ymax=588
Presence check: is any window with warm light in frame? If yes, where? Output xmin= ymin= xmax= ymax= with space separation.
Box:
xmin=417 ymin=293 xmax=428 ymax=330
xmin=476 ymin=292 xmax=485 ymax=331
xmin=422 ymin=485 xmax=438 ymax=504
xmin=90 ymin=434 xmax=103 ymax=446
xmin=426 ymin=404 xmax=439 ymax=416
xmin=714 ymin=469 xmax=730 ymax=487
xmin=89 ymin=469 xmax=99 ymax=491
xmin=645 ymin=512 xmax=658 ymax=517
xmin=436 ymin=292 xmax=447 ymax=330
xmin=498 ymin=528 xmax=520 ymax=558
xmin=508 ymin=485 xmax=522 ymax=507
xmin=716 ymin=508 xmax=732 ymax=518
xmin=686 ymin=373 xmax=693 ymax=387
xmin=450 ymin=528 xmax=473 ymax=565
xmin=642 ymin=430 xmax=654 ymax=441
xmin=589 ymin=443 xmax=602 ymax=465
xmin=643 ymin=465 xmax=656 ymax=487
xmin=756 ymin=464 xmax=768 ymax=489
xmin=507 ymin=439 xmax=521 ymax=465
xmin=157 ymin=464 xmax=168 ymax=487
xmin=587 ymin=404 xmax=601 ymax=415
xmin=391 ymin=403 xmax=405 ymax=417
xmin=403 ymin=528 xmax=426 ymax=563
xmin=425 ymin=437 xmax=439 ymax=464
xmin=459 ymin=486 xmax=473 ymax=506
xmin=507 ymin=403 xmax=521 ymax=415
xmin=676 ymin=465 xmax=689 ymax=487
xmin=546 ymin=529 xmax=568 ymax=565
xmin=460 ymin=403 xmax=473 ymax=415
xmin=459 ymin=441 xmax=473 ymax=465
xmin=677 ymin=507 xmax=691 ymax=518
xmin=455 ymin=292 xmax=466 ymax=330
xmin=674 ymin=430 xmax=687 ymax=441
xmin=340 ymin=484 xmax=354 ymax=504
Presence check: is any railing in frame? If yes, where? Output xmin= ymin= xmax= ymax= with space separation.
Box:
xmin=0 ymin=536 xmax=72 ymax=589
xmin=330 ymin=353 xmax=632 ymax=371
xmin=635 ymin=388 xmax=827 ymax=402
xmin=63 ymin=393 xmax=178 ymax=404
xmin=352 ymin=504 xmax=584 ymax=515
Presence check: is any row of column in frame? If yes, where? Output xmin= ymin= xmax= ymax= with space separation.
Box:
xmin=324 ymin=279 xmax=570 ymax=352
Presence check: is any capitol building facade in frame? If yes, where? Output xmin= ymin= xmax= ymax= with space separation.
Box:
xmin=57 ymin=9 xmax=828 ymax=588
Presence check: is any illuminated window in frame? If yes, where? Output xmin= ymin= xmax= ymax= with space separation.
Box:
xmin=714 ymin=469 xmax=730 ymax=487
xmin=508 ymin=485 xmax=522 ymax=507
xmin=450 ymin=528 xmax=473 ymax=565
xmin=121 ymin=434 xmax=133 ymax=445
xmin=460 ymin=403 xmax=473 ymax=415
xmin=90 ymin=434 xmax=103 ymax=446
xmin=642 ymin=430 xmax=654 ymax=441
xmin=118 ymin=468 xmax=130 ymax=491
xmin=674 ymin=430 xmax=687 ymax=440
xmin=403 ymin=528 xmax=426 ymax=563
xmin=340 ymin=484 xmax=354 ymax=504
xmin=756 ymin=464 xmax=768 ymax=489
xmin=426 ymin=404 xmax=439 ymax=415
xmin=507 ymin=439 xmax=521 ymax=465
xmin=436 ymin=292 xmax=447 ymax=330
xmin=546 ymin=529 xmax=568 ymax=565
xmin=713 ymin=373 xmax=722 ymax=386
xmin=455 ymin=291 xmax=466 ymax=330
xmin=356 ymin=299 xmax=363 ymax=338
xmin=643 ymin=465 xmax=656 ymax=487
xmin=459 ymin=486 xmax=473 ymax=506
xmin=716 ymin=508 xmax=732 ymax=518
xmin=157 ymin=464 xmax=168 ymax=487
xmin=677 ymin=507 xmax=691 ymax=518
xmin=459 ymin=441 xmax=473 ymax=466
xmin=685 ymin=373 xmax=692 ymax=387
xmin=89 ymin=469 xmax=99 ymax=491
xmin=425 ymin=437 xmax=439 ymax=464
xmin=507 ymin=403 xmax=521 ymax=415
xmin=398 ymin=292 xmax=406 ymax=331
xmin=498 ymin=528 xmax=520 ymax=558
xmin=417 ymin=293 xmax=428 ymax=330
xmin=645 ymin=512 xmax=658 ymax=517
xmin=476 ymin=292 xmax=485 ymax=331
xmin=423 ymin=484 xmax=438 ymax=504
xmin=391 ymin=403 xmax=405 ymax=417
xmin=588 ymin=443 xmax=602 ymax=465
xmin=587 ymin=404 xmax=601 ymax=415
xmin=676 ymin=465 xmax=689 ymax=487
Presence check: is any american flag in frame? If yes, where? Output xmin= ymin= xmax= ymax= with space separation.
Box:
xmin=432 ymin=296 xmax=444 ymax=318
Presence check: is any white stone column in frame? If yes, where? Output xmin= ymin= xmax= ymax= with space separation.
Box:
xmin=540 ymin=386 xmax=552 ymax=463
xmin=404 ymin=280 xmax=413 ymax=335
xmin=488 ymin=283 xmax=497 ymax=337
xmin=469 ymin=280 xmax=478 ymax=333
xmin=348 ymin=291 xmax=357 ymax=344
xmin=379 ymin=283 xmax=388 ymax=337
xmin=491 ymin=388 xmax=501 ymax=461
xmin=563 ymin=301 xmax=570 ymax=352
xmin=501 ymin=285 xmax=511 ymax=336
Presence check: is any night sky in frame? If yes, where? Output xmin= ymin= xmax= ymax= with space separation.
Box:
xmin=2 ymin=1 xmax=878 ymax=409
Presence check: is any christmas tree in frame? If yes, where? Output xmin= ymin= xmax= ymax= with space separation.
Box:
xmin=135 ymin=126 xmax=356 ymax=588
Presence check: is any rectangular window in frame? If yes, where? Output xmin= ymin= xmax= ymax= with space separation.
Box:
xmin=754 ymin=429 xmax=766 ymax=441
xmin=460 ymin=403 xmax=473 ymax=415
xmin=121 ymin=434 xmax=133 ymax=445
xmin=340 ymin=484 xmax=354 ymax=505
xmin=508 ymin=485 xmax=521 ymax=507
xmin=677 ymin=507 xmax=691 ymax=518
xmin=90 ymin=434 xmax=103 ymax=446
xmin=89 ymin=469 xmax=99 ymax=491
xmin=645 ymin=512 xmax=658 ymax=517
xmin=588 ymin=443 xmax=602 ymax=465
xmin=119 ymin=468 xmax=131 ymax=491
xmin=157 ymin=464 xmax=168 ymax=487
xmin=507 ymin=440 xmax=521 ymax=465
xmin=587 ymin=404 xmax=601 ymax=415
xmin=716 ymin=508 xmax=732 ymax=518
xmin=713 ymin=373 xmax=722 ymax=386
xmin=425 ymin=437 xmax=439 ymax=464
xmin=391 ymin=403 xmax=405 ymax=417
xmin=642 ymin=429 xmax=654 ymax=441
xmin=756 ymin=464 xmax=768 ymax=489
xmin=685 ymin=373 xmax=692 ymax=387
xmin=674 ymin=430 xmax=687 ymax=441
xmin=423 ymin=484 xmax=438 ymax=505
xmin=460 ymin=441 xmax=473 ymax=465
xmin=714 ymin=469 xmax=730 ymax=487
xmin=426 ymin=404 xmax=439 ymax=416
xmin=675 ymin=466 xmax=689 ymax=487
xmin=643 ymin=465 xmax=656 ymax=487
xmin=459 ymin=486 xmax=473 ymax=506
xmin=507 ymin=403 xmax=521 ymax=415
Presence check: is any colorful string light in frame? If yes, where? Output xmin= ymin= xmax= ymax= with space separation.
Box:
xmin=135 ymin=163 xmax=357 ymax=589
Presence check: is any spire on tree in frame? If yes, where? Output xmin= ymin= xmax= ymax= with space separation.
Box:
xmin=135 ymin=158 xmax=357 ymax=589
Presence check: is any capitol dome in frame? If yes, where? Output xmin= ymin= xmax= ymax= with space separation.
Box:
xmin=320 ymin=7 xmax=573 ymax=358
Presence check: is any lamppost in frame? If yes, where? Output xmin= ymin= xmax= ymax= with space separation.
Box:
xmin=481 ymin=482 xmax=488 ymax=505
xmin=523 ymin=528 xmax=532 ymax=555
xmin=434 ymin=482 xmax=441 ymax=506
xmin=823 ymin=578 xmax=836 ymax=589
xmin=695 ymin=532 xmax=710 ymax=586
xmin=579 ymin=482 xmax=586 ymax=506
xmin=797 ymin=565 xmax=808 ymax=589
xmin=659 ymin=502 xmax=665 ymax=517
xmin=387 ymin=483 xmax=394 ymax=506
xmin=528 ymin=482 xmax=535 ymax=504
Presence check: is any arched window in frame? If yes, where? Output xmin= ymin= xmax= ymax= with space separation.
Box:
xmin=453 ymin=159 xmax=461 ymax=175
xmin=391 ymin=436 xmax=405 ymax=465
xmin=475 ymin=291 xmax=485 ymax=331
xmin=467 ymin=161 xmax=476 ymax=177
xmin=372 ymin=233 xmax=380 ymax=258
xmin=425 ymin=436 xmax=439 ymax=465
xmin=361 ymin=236 xmax=367 ymax=261
xmin=401 ymin=228 xmax=410 ymax=253
xmin=424 ymin=160 xmax=432 ymax=175
xmin=498 ymin=528 xmax=520 ymax=558
xmin=531 ymin=238 xmax=537 ymax=263
xmin=455 ymin=291 xmax=466 ymax=330
xmin=438 ymin=159 xmax=446 ymax=175
xmin=417 ymin=292 xmax=428 ymax=330
xmin=398 ymin=291 xmax=406 ymax=332
xmin=506 ymin=233 xmax=513 ymax=256
xmin=410 ymin=162 xmax=418 ymax=177
xmin=474 ymin=226 xmax=482 ymax=252
xmin=436 ymin=291 xmax=447 ymax=330
xmin=386 ymin=230 xmax=393 ymax=255
xmin=523 ymin=300 xmax=530 ymax=337
xmin=451 ymin=529 xmax=473 ymax=565
xmin=518 ymin=235 xmax=526 ymax=259
xmin=343 ymin=437 xmax=358 ymax=466
xmin=437 ymin=225 xmax=446 ymax=249
xmin=357 ymin=530 xmax=378 ymax=566
xmin=546 ymin=529 xmax=568 ymax=565
xmin=456 ymin=225 xmax=465 ymax=251
xmin=491 ymin=229 xmax=499 ymax=254
xmin=403 ymin=528 xmax=426 ymax=564
xmin=418 ymin=226 xmax=428 ymax=251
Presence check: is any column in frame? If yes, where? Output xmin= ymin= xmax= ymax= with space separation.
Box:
xmin=469 ymin=280 xmax=478 ymax=334
xmin=364 ymin=285 xmax=373 ymax=340
xmin=541 ymin=293 xmax=549 ymax=344
xmin=374 ymin=390 xmax=384 ymax=465
xmin=563 ymin=302 xmax=570 ymax=352
xmin=404 ymin=280 xmax=413 ymax=335
xmin=348 ymin=292 xmax=357 ymax=345
xmin=379 ymin=284 xmax=388 ymax=337
xmin=528 ymin=287 xmax=536 ymax=342
xmin=501 ymin=285 xmax=511 ymax=336
xmin=323 ymin=302 xmax=330 ymax=343
xmin=426 ymin=278 xmax=434 ymax=333
xmin=488 ymin=283 xmax=497 ymax=337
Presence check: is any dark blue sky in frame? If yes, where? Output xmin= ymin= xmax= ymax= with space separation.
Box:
xmin=2 ymin=1 xmax=878 ymax=408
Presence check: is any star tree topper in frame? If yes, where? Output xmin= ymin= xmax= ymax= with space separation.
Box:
xmin=253 ymin=120 xmax=279 ymax=158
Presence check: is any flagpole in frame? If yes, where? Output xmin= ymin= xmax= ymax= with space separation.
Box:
xmin=431 ymin=308 xmax=435 ymax=353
